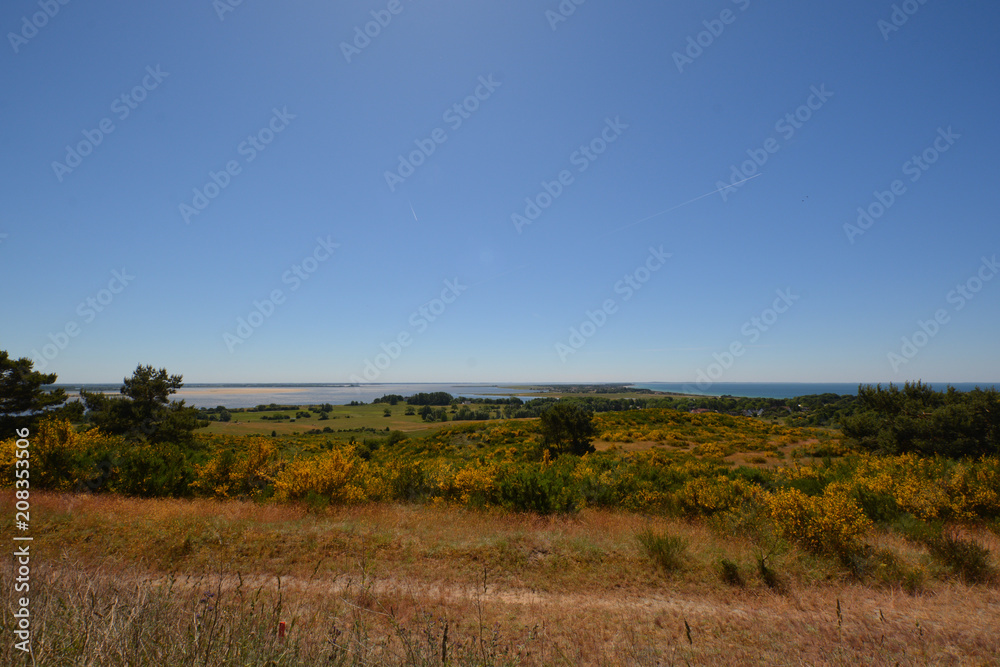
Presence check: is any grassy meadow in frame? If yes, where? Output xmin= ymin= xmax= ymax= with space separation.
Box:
xmin=198 ymin=400 xmax=478 ymax=436
xmin=3 ymin=395 xmax=999 ymax=665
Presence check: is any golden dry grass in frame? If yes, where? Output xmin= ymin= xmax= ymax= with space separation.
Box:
xmin=3 ymin=492 xmax=999 ymax=665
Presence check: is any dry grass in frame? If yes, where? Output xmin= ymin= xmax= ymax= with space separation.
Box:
xmin=3 ymin=492 xmax=999 ymax=665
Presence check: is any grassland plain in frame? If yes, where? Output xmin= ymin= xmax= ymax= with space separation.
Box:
xmin=2 ymin=404 xmax=999 ymax=664
xmin=199 ymin=401 xmax=473 ymax=436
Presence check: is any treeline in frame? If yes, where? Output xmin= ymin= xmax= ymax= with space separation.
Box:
xmin=842 ymin=382 xmax=1000 ymax=457
xmin=200 ymin=404 xmax=338 ymax=422
xmin=204 ymin=392 xmax=862 ymax=427
xmin=651 ymin=394 xmax=860 ymax=427
xmin=530 ymin=384 xmax=656 ymax=394
xmin=537 ymin=394 xmax=859 ymax=427
xmin=201 ymin=403 xmax=336 ymax=414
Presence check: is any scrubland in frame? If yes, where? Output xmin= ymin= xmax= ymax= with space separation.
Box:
xmin=3 ymin=407 xmax=999 ymax=665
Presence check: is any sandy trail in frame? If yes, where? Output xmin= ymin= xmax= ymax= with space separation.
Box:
xmin=142 ymin=567 xmax=1000 ymax=636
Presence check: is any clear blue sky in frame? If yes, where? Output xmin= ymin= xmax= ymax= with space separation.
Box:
xmin=2 ymin=0 xmax=998 ymax=384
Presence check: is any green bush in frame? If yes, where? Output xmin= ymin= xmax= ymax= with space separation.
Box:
xmin=637 ymin=529 xmax=687 ymax=572
xmin=718 ymin=558 xmax=743 ymax=586
xmin=494 ymin=463 xmax=578 ymax=514
xmin=110 ymin=442 xmax=196 ymax=497
xmin=757 ymin=557 xmax=781 ymax=589
xmin=925 ymin=529 xmax=994 ymax=584
xmin=896 ymin=518 xmax=994 ymax=584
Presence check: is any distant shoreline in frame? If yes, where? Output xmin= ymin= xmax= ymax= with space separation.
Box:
xmin=43 ymin=381 xmax=997 ymax=410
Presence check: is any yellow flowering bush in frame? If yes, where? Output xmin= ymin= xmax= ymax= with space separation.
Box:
xmin=192 ymin=436 xmax=278 ymax=499
xmin=0 ymin=418 xmax=118 ymax=490
xmin=842 ymin=454 xmax=1000 ymax=521
xmin=767 ymin=483 xmax=872 ymax=558
xmin=447 ymin=464 xmax=499 ymax=505
xmin=676 ymin=475 xmax=765 ymax=516
xmin=272 ymin=447 xmax=367 ymax=503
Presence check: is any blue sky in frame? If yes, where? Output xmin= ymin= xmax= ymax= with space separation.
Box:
xmin=1 ymin=0 xmax=998 ymax=384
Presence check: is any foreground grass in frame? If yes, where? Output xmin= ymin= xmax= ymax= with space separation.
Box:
xmin=3 ymin=493 xmax=999 ymax=665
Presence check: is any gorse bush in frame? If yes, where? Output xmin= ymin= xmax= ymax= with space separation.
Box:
xmin=766 ymin=484 xmax=872 ymax=561
xmin=192 ymin=437 xmax=278 ymax=499
xmin=0 ymin=418 xmax=102 ymax=491
xmin=676 ymin=476 xmax=765 ymax=517
xmin=273 ymin=447 xmax=367 ymax=503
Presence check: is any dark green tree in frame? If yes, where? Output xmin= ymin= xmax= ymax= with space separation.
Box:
xmin=81 ymin=365 xmax=206 ymax=445
xmin=841 ymin=382 xmax=1000 ymax=457
xmin=0 ymin=350 xmax=68 ymax=432
xmin=538 ymin=402 xmax=597 ymax=457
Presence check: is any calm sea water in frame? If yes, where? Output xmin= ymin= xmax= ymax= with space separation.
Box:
xmin=53 ymin=383 xmax=537 ymax=409
xmin=632 ymin=382 xmax=998 ymax=399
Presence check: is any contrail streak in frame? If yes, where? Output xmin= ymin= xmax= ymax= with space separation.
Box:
xmin=602 ymin=173 xmax=761 ymax=237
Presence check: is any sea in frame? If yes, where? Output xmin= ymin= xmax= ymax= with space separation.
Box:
xmin=49 ymin=381 xmax=999 ymax=409
xmin=52 ymin=383 xmax=540 ymax=410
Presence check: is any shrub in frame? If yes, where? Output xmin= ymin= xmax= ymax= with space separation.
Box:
xmin=757 ymin=556 xmax=781 ymax=589
xmin=925 ymin=528 xmax=995 ymax=584
xmin=676 ymin=476 xmax=765 ymax=518
xmin=192 ymin=437 xmax=277 ymax=499
xmin=0 ymin=418 xmax=111 ymax=491
xmin=272 ymin=447 xmax=366 ymax=503
xmin=848 ymin=546 xmax=925 ymax=593
xmin=637 ymin=528 xmax=687 ymax=572
xmin=111 ymin=442 xmax=197 ymax=498
xmin=494 ymin=463 xmax=578 ymax=514
xmin=719 ymin=558 xmax=743 ymax=586
xmin=767 ymin=484 xmax=872 ymax=561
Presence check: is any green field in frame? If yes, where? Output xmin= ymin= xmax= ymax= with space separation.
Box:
xmin=200 ymin=401 xmax=498 ymax=437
